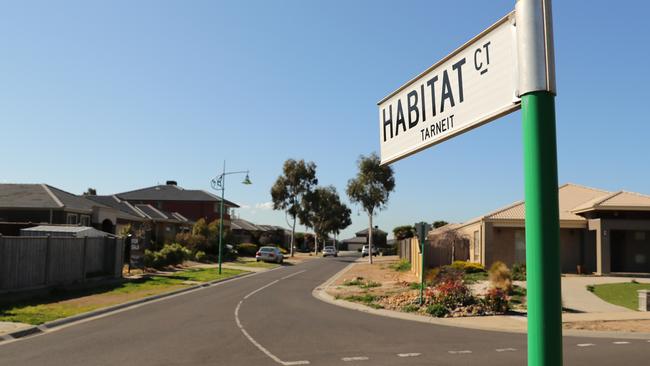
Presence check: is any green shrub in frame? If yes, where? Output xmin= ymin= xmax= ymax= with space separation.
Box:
xmin=488 ymin=261 xmax=512 ymax=292
xmin=402 ymin=304 xmax=420 ymax=313
xmin=426 ymin=303 xmax=449 ymax=317
xmin=343 ymin=277 xmax=364 ymax=286
xmin=512 ymin=263 xmax=526 ymax=281
xmin=409 ymin=282 xmax=422 ymax=290
xmin=194 ymin=250 xmax=207 ymax=262
xmin=586 ymin=284 xmax=595 ymax=292
xmin=451 ymin=261 xmax=485 ymax=274
xmin=236 ymin=243 xmax=259 ymax=257
xmin=390 ymin=259 xmax=411 ymax=272
xmin=483 ymin=287 xmax=510 ymax=313
xmin=143 ymin=243 xmax=191 ymax=269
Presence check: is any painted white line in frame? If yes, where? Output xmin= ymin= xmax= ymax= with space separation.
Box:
xmin=577 ymin=343 xmax=595 ymax=347
xmin=495 ymin=348 xmax=517 ymax=352
xmin=448 ymin=350 xmax=472 ymax=354
xmin=282 ymin=270 xmax=307 ymax=280
xmin=244 ymin=280 xmax=279 ymax=299
xmin=397 ymin=352 xmax=421 ymax=357
xmin=342 ymin=356 xmax=369 ymax=361
xmin=613 ymin=341 xmax=630 ymax=345
xmin=235 ymin=278 xmax=310 ymax=365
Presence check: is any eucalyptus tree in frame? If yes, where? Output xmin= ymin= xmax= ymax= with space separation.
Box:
xmin=346 ymin=153 xmax=395 ymax=264
xmin=300 ymin=186 xmax=351 ymax=253
xmin=270 ymin=159 xmax=318 ymax=257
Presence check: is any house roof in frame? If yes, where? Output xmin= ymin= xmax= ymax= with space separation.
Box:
xmin=0 ymin=184 xmax=109 ymax=213
xmin=453 ymin=183 xmax=650 ymax=231
xmin=343 ymin=236 xmax=367 ymax=244
xmin=85 ymin=195 xmax=146 ymax=222
xmin=20 ymin=225 xmax=114 ymax=237
xmin=116 ymin=184 xmax=239 ymax=207
xmin=231 ymin=218 xmax=288 ymax=232
xmin=355 ymin=227 xmax=388 ymax=236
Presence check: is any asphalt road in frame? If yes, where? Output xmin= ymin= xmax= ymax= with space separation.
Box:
xmin=1 ymin=254 xmax=649 ymax=365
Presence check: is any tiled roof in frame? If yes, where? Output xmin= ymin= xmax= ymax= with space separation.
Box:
xmin=452 ymin=183 xmax=649 ymax=231
xmin=85 ymin=195 xmax=146 ymax=221
xmin=116 ymin=184 xmax=239 ymax=207
xmin=355 ymin=227 xmax=388 ymax=236
xmin=0 ymin=184 xmax=109 ymax=212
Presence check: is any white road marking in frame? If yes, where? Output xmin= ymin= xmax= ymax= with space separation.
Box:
xmin=495 ymin=348 xmax=517 ymax=352
xmin=235 ymin=276 xmax=310 ymax=365
xmin=397 ymin=352 xmax=421 ymax=357
xmin=613 ymin=341 xmax=630 ymax=345
xmin=448 ymin=350 xmax=472 ymax=354
xmin=282 ymin=270 xmax=307 ymax=280
xmin=577 ymin=343 xmax=595 ymax=347
xmin=342 ymin=356 xmax=369 ymax=361
xmin=244 ymin=280 xmax=279 ymax=299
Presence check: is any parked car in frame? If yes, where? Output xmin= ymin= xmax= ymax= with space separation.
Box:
xmin=256 ymin=246 xmax=284 ymax=264
xmin=361 ymin=245 xmax=378 ymax=257
xmin=323 ymin=246 xmax=338 ymax=257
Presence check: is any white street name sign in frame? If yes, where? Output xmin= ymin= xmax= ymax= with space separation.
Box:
xmin=378 ymin=13 xmax=520 ymax=165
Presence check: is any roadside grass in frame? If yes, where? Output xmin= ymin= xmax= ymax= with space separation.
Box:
xmin=591 ymin=282 xmax=650 ymax=311
xmin=0 ymin=268 xmax=246 ymax=325
xmin=343 ymin=277 xmax=381 ymax=289
xmin=343 ymin=293 xmax=383 ymax=307
xmin=390 ymin=259 xmax=411 ymax=272
xmin=231 ymin=259 xmax=280 ymax=269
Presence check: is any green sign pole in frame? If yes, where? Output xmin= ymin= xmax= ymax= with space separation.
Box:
xmin=516 ymin=1 xmax=562 ymax=364
xmin=522 ymin=91 xmax=562 ymax=366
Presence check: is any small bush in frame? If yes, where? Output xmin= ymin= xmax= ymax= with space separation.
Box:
xmin=431 ymin=266 xmax=464 ymax=285
xmin=586 ymin=284 xmax=595 ymax=292
xmin=409 ymin=282 xmax=422 ymax=290
xmin=488 ymin=261 xmax=512 ymax=292
xmin=236 ymin=243 xmax=259 ymax=257
xmin=143 ymin=243 xmax=191 ymax=269
xmin=194 ymin=250 xmax=207 ymax=262
xmin=451 ymin=261 xmax=485 ymax=274
xmin=431 ymin=279 xmax=474 ymax=310
xmin=426 ymin=303 xmax=449 ymax=317
xmin=390 ymin=259 xmax=411 ymax=272
xmin=512 ymin=263 xmax=527 ymax=281
xmin=483 ymin=287 xmax=510 ymax=313
xmin=402 ymin=304 xmax=420 ymax=313
xmin=360 ymin=281 xmax=381 ymax=289
xmin=344 ymin=294 xmax=379 ymax=305
xmin=343 ymin=277 xmax=364 ymax=286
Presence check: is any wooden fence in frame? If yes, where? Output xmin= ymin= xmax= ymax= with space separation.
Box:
xmin=0 ymin=235 xmax=124 ymax=292
xmin=397 ymin=236 xmax=470 ymax=280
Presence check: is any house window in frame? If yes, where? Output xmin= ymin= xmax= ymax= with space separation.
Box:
xmin=66 ymin=214 xmax=78 ymax=225
xmin=80 ymin=215 xmax=91 ymax=226
xmin=473 ymin=230 xmax=480 ymax=262
xmin=515 ymin=230 xmax=526 ymax=264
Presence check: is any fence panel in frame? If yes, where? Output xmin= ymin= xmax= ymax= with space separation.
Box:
xmin=0 ymin=235 xmax=124 ymax=292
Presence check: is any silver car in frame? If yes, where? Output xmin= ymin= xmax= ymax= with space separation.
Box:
xmin=322 ymin=246 xmax=338 ymax=257
xmin=256 ymin=246 xmax=284 ymax=264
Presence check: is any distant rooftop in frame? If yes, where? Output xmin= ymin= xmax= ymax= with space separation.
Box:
xmin=116 ymin=182 xmax=239 ymax=207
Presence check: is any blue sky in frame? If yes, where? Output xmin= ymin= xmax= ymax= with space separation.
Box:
xmin=1 ymin=1 xmax=648 ymax=239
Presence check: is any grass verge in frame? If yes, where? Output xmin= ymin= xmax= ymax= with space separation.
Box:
xmin=0 ymin=267 xmax=246 ymax=325
xmin=591 ymin=282 xmax=650 ymax=310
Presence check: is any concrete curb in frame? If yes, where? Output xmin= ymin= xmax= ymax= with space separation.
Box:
xmin=0 ymin=267 xmax=281 ymax=343
xmin=312 ymin=263 xmax=650 ymax=340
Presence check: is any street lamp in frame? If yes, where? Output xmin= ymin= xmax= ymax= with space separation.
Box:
xmin=211 ymin=161 xmax=252 ymax=274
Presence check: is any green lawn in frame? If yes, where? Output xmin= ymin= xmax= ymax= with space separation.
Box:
xmin=0 ymin=267 xmax=246 ymax=325
xmin=591 ymin=282 xmax=650 ymax=310
xmin=231 ymin=259 xmax=281 ymax=269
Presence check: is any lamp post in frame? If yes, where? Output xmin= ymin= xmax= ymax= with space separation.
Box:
xmin=211 ymin=161 xmax=252 ymax=274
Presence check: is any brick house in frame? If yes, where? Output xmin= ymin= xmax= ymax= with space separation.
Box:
xmin=116 ymin=181 xmax=239 ymax=225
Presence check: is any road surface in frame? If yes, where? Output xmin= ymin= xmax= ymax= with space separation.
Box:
xmin=1 ymin=254 xmax=648 ymax=365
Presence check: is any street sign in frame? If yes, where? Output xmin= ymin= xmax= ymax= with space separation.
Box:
xmin=378 ymin=13 xmax=519 ymax=165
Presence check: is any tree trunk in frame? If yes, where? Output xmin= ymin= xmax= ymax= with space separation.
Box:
xmin=314 ymin=234 xmax=318 ymax=255
xmin=368 ymin=212 xmax=373 ymax=264
xmin=290 ymin=215 xmax=296 ymax=257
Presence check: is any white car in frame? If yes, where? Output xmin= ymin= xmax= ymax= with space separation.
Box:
xmin=322 ymin=246 xmax=338 ymax=257
xmin=256 ymin=246 xmax=284 ymax=264
xmin=361 ymin=245 xmax=378 ymax=257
